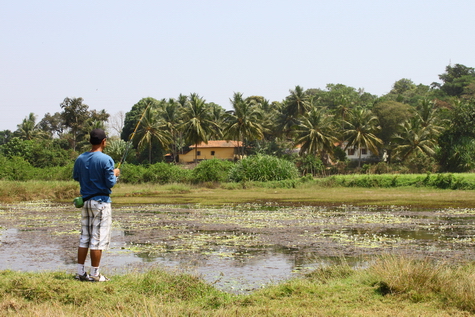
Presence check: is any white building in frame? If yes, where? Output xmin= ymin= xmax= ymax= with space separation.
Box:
xmin=338 ymin=142 xmax=377 ymax=161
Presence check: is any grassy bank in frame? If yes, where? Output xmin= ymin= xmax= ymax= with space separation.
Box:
xmin=1 ymin=176 xmax=475 ymax=208
xmin=1 ymin=255 xmax=474 ymax=316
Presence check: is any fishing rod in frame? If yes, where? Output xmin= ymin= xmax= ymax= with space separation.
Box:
xmin=117 ymin=102 xmax=151 ymax=169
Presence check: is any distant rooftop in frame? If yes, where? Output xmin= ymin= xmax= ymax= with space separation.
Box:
xmin=190 ymin=140 xmax=242 ymax=148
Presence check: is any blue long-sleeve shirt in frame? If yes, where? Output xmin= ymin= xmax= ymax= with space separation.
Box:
xmin=73 ymin=151 xmax=117 ymax=203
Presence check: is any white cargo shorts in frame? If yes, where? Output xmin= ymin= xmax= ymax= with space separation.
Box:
xmin=79 ymin=199 xmax=112 ymax=250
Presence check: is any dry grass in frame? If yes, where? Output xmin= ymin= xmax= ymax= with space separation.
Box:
xmin=2 ymin=180 xmax=475 ymax=208
xmin=2 ymin=257 xmax=475 ymax=316
xmin=0 ymin=181 xmax=78 ymax=203
xmin=111 ymin=183 xmax=475 ymax=208
xmin=369 ymin=255 xmax=475 ymax=312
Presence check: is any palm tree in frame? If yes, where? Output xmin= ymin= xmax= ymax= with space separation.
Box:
xmin=274 ymin=102 xmax=299 ymax=140
xmin=179 ymin=93 xmax=218 ymax=162
xmin=223 ymin=92 xmax=264 ymax=157
xmin=416 ymin=98 xmax=445 ymax=137
xmin=16 ymin=113 xmax=47 ymax=140
xmin=275 ymin=86 xmax=310 ymax=140
xmin=256 ymin=99 xmax=279 ymax=141
xmin=391 ymin=116 xmax=436 ymax=161
xmin=285 ymin=85 xmax=310 ymax=118
xmin=389 ymin=99 xmax=444 ymax=162
xmin=335 ymin=95 xmax=352 ymax=129
xmin=208 ymin=102 xmax=225 ymax=140
xmin=295 ymin=106 xmax=338 ymax=162
xmin=135 ymin=106 xmax=171 ymax=164
xmin=162 ymin=98 xmax=184 ymax=162
xmin=344 ymin=107 xmax=383 ymax=167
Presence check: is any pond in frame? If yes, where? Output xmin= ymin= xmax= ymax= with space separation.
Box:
xmin=1 ymin=201 xmax=475 ymax=293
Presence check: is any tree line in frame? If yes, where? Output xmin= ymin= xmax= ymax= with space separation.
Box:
xmin=2 ymin=63 xmax=475 ymax=174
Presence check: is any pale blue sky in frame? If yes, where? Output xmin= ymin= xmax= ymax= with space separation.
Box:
xmin=1 ymin=0 xmax=474 ymax=132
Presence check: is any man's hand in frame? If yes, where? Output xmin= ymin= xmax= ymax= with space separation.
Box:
xmin=114 ymin=169 xmax=121 ymax=177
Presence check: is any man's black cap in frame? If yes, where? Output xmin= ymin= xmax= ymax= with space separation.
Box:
xmin=90 ymin=129 xmax=107 ymax=145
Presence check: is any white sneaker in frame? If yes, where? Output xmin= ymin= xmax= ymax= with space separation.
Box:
xmin=75 ymin=272 xmax=93 ymax=282
xmin=90 ymin=274 xmax=110 ymax=282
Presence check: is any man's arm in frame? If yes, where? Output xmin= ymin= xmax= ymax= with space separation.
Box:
xmin=73 ymin=160 xmax=80 ymax=182
xmin=104 ymin=157 xmax=119 ymax=188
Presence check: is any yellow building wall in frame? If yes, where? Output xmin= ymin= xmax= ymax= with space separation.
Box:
xmin=179 ymin=147 xmax=236 ymax=163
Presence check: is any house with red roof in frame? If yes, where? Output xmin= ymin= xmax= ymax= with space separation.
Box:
xmin=177 ymin=140 xmax=243 ymax=163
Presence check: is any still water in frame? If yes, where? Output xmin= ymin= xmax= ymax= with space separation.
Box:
xmin=1 ymin=201 xmax=475 ymax=293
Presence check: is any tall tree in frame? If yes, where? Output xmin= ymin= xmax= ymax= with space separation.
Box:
xmin=60 ymin=97 xmax=90 ymax=151
xmin=0 ymin=130 xmax=13 ymax=145
xmin=307 ymin=84 xmax=376 ymax=110
xmin=179 ymin=93 xmax=218 ymax=162
xmin=223 ymin=92 xmax=264 ymax=157
xmin=431 ymin=63 xmax=475 ymax=97
xmin=335 ymin=95 xmax=352 ymax=129
xmin=16 ymin=113 xmax=46 ymax=140
xmin=437 ymin=99 xmax=475 ymax=172
xmin=162 ymin=98 xmax=184 ymax=162
xmin=284 ymin=85 xmax=310 ymax=118
xmin=38 ymin=112 xmax=64 ymax=138
xmin=390 ymin=78 xmax=417 ymax=95
xmin=372 ymin=101 xmax=413 ymax=146
xmin=207 ymin=102 xmax=225 ymax=140
xmin=295 ymin=106 xmax=338 ymax=162
xmin=135 ymin=106 xmax=171 ymax=164
xmin=59 ymin=97 xmax=109 ymax=151
xmin=344 ymin=107 xmax=383 ymax=167
xmin=121 ymin=97 xmax=161 ymax=142
xmin=392 ymin=116 xmax=436 ymax=161
xmin=416 ymin=98 xmax=446 ymax=137
xmin=274 ymin=101 xmax=299 ymax=140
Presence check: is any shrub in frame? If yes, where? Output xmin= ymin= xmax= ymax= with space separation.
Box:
xmin=228 ymin=154 xmax=299 ymax=182
xmin=406 ymin=153 xmax=439 ymax=174
xmin=119 ymin=164 xmax=147 ymax=184
xmin=192 ymin=159 xmax=234 ymax=183
xmin=0 ymin=156 xmax=35 ymax=181
xmin=143 ymin=163 xmax=191 ymax=184
xmin=1 ymin=138 xmax=72 ymax=168
xmin=369 ymin=162 xmax=391 ymax=174
xmin=29 ymin=140 xmax=72 ymax=168
xmin=119 ymin=163 xmax=191 ymax=184
xmin=36 ymin=164 xmax=74 ymax=181
xmin=104 ymin=139 xmax=135 ymax=164
xmin=295 ymin=155 xmax=324 ymax=176
xmin=1 ymin=137 xmax=33 ymax=161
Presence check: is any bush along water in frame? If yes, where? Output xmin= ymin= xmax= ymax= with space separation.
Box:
xmin=228 ymin=154 xmax=299 ymax=182
xmin=192 ymin=158 xmax=234 ymax=183
xmin=3 ymin=151 xmax=475 ymax=191
xmin=321 ymin=173 xmax=475 ymax=190
xmin=0 ymin=156 xmax=73 ymax=181
xmin=119 ymin=162 xmax=192 ymax=184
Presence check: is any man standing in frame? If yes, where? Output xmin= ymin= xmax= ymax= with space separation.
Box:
xmin=73 ymin=128 xmax=120 ymax=282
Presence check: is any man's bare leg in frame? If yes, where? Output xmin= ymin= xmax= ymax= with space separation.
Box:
xmin=77 ymin=247 xmax=89 ymax=278
xmin=90 ymin=249 xmax=102 ymax=267
xmin=78 ymin=247 xmax=88 ymax=265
